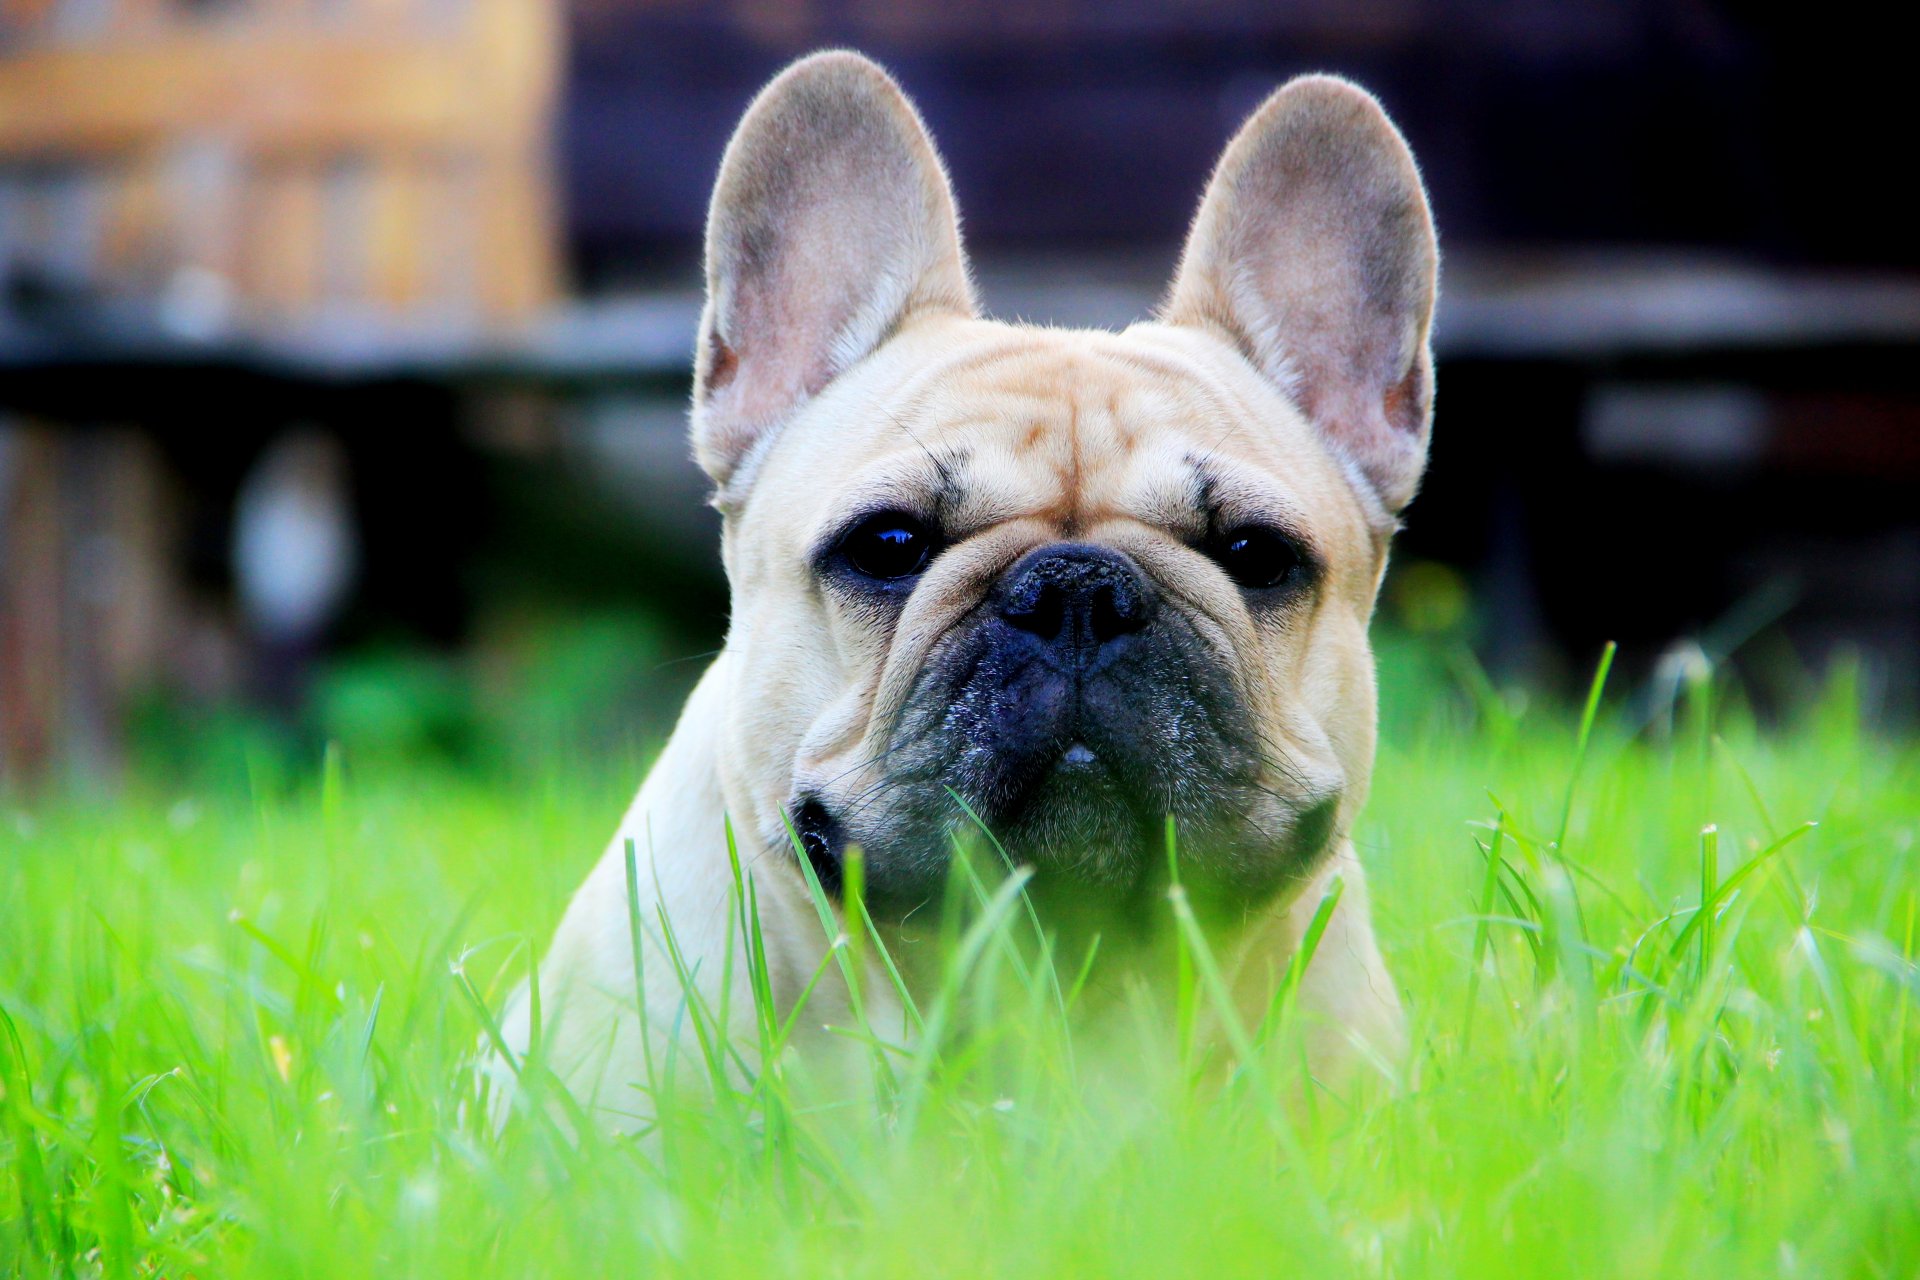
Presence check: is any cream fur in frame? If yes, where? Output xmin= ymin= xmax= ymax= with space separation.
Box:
xmin=493 ymin=54 xmax=1436 ymax=1130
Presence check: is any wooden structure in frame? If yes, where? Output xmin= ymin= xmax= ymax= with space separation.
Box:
xmin=0 ymin=0 xmax=564 ymax=788
xmin=0 ymin=0 xmax=561 ymax=326
xmin=4 ymin=4 xmax=1918 ymax=786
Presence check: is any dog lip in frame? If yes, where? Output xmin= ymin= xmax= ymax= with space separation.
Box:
xmin=1287 ymin=794 xmax=1341 ymax=864
xmin=788 ymin=797 xmax=843 ymax=896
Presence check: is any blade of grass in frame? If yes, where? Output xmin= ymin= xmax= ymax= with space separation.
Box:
xmin=1666 ymin=822 xmax=1815 ymax=963
xmin=1461 ymin=815 xmax=1506 ymax=1055
xmin=1551 ymin=640 xmax=1616 ymax=948
xmin=623 ymin=837 xmax=660 ymax=1100
xmin=1166 ymin=880 xmax=1334 ymax=1239
xmin=949 ymin=788 xmax=1073 ymax=1041
xmin=0 ymin=1000 xmax=56 ymax=1256
xmin=1698 ymin=825 xmax=1719 ymax=980
xmin=1256 ymin=875 xmax=1346 ymax=1051
xmin=895 ymin=867 xmax=1034 ymax=1138
xmin=1166 ymin=817 xmax=1198 ymax=1071
xmin=781 ymin=815 xmax=900 ymax=1093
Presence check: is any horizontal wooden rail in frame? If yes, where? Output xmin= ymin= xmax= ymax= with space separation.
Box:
xmin=0 ymin=2 xmax=555 ymax=155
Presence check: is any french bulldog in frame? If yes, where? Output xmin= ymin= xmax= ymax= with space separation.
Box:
xmin=496 ymin=49 xmax=1435 ymax=1126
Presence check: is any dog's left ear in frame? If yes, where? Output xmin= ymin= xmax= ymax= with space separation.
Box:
xmin=692 ymin=51 xmax=977 ymax=494
xmin=1164 ymin=75 xmax=1438 ymax=516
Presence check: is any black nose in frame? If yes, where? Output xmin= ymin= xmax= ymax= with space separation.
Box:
xmin=996 ymin=543 xmax=1153 ymax=657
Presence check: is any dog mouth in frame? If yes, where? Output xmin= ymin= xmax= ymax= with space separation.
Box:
xmin=788 ymin=780 xmax=1339 ymax=927
xmin=789 ymin=724 xmax=1340 ymax=920
xmin=787 ymin=732 xmax=1144 ymax=903
xmin=786 ymin=541 xmax=1341 ymax=918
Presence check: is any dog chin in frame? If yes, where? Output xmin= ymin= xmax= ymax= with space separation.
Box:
xmin=799 ymin=764 xmax=1340 ymax=922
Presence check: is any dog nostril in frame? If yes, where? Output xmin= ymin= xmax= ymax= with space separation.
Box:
xmin=1088 ymin=580 xmax=1148 ymax=643
xmin=1003 ymin=580 xmax=1068 ymax=642
xmin=997 ymin=544 xmax=1153 ymax=652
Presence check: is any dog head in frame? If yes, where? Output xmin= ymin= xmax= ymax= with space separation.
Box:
xmin=690 ymin=52 xmax=1437 ymax=920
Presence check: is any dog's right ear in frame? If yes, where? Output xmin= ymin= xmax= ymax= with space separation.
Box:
xmin=691 ymin=51 xmax=976 ymax=496
xmin=1163 ymin=76 xmax=1438 ymax=518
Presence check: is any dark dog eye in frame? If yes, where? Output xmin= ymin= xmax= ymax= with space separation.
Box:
xmin=1210 ymin=525 xmax=1304 ymax=591
xmin=841 ymin=512 xmax=934 ymax=580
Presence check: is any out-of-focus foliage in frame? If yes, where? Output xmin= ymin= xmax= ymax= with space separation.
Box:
xmin=4 ymin=642 xmax=1916 ymax=1277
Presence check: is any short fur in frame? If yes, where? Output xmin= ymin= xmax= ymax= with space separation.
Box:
xmin=496 ymin=51 xmax=1437 ymax=1128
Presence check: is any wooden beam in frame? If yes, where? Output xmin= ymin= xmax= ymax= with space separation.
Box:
xmin=240 ymin=160 xmax=323 ymax=312
xmin=0 ymin=32 xmax=551 ymax=156
xmin=0 ymin=0 xmax=562 ymax=318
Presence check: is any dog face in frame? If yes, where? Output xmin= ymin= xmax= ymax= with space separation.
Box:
xmin=691 ymin=54 xmax=1437 ymax=921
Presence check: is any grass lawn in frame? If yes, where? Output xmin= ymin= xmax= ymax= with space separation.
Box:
xmin=3 ymin=642 xmax=1916 ymax=1277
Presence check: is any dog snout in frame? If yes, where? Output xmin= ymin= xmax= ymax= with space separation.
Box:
xmin=995 ymin=544 xmax=1153 ymax=661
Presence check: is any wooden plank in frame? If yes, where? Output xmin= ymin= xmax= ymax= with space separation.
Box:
xmin=96 ymin=429 xmax=177 ymax=705
xmin=0 ymin=0 xmax=64 ymax=32
xmin=318 ymin=156 xmax=370 ymax=307
xmin=0 ymin=0 xmax=562 ymax=321
xmin=365 ymin=149 xmax=424 ymax=310
xmin=242 ymin=160 xmax=323 ymax=313
xmin=0 ymin=34 xmax=550 ymax=156
xmin=0 ymin=423 xmax=61 ymax=786
xmin=165 ymin=138 xmax=243 ymax=288
xmin=472 ymin=154 xmax=558 ymax=318
xmin=96 ymin=153 xmax=165 ymax=291
xmin=110 ymin=0 xmax=170 ymax=35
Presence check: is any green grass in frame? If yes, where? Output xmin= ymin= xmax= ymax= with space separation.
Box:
xmin=3 ymin=644 xmax=1917 ymax=1277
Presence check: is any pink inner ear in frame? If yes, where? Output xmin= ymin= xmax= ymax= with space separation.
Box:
xmin=1380 ymin=360 xmax=1425 ymax=437
xmin=704 ymin=333 xmax=740 ymax=394
xmin=699 ymin=136 xmax=959 ymax=472
xmin=1288 ymin=288 xmax=1426 ymax=435
xmin=1163 ymin=77 xmax=1436 ymax=514
xmin=723 ymin=241 xmax=866 ymax=412
xmin=1208 ymin=208 xmax=1430 ymax=444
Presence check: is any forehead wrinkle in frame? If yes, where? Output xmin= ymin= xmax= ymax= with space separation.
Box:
xmin=1084 ymin=347 xmax=1258 ymax=493
xmin=934 ymin=417 xmax=1068 ymax=531
xmin=1017 ymin=347 xmax=1159 ymax=531
xmin=1071 ymin=358 xmax=1231 ymax=534
xmin=942 ymin=441 xmax=1061 ymax=534
xmin=809 ymin=442 xmax=973 ymax=550
xmin=1121 ymin=442 xmax=1210 ymax=538
xmin=1106 ymin=335 xmax=1383 ymax=557
xmin=1188 ymin=452 xmax=1318 ymax=546
xmin=885 ymin=335 xmax=1063 ymax=418
xmin=1102 ymin=335 xmax=1313 ymax=478
xmin=908 ymin=345 xmax=1106 ymax=532
xmin=1064 ymin=389 xmax=1085 ymax=533
xmin=1099 ymin=343 xmax=1227 ymax=388
xmin=883 ymin=336 xmax=1301 ymax=540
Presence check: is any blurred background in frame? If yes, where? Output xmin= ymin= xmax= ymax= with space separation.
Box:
xmin=3 ymin=0 xmax=1917 ymax=791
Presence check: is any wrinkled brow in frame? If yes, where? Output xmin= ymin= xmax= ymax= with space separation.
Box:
xmin=805 ymin=443 xmax=973 ymax=553
xmin=1184 ymin=454 xmax=1321 ymax=553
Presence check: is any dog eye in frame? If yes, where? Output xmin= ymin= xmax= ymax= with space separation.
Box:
xmin=1210 ymin=525 xmax=1305 ymax=591
xmin=840 ymin=512 xmax=935 ymax=580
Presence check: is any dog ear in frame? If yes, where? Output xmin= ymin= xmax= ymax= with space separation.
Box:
xmin=691 ymin=50 xmax=976 ymax=493
xmin=1163 ymin=75 xmax=1438 ymax=516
